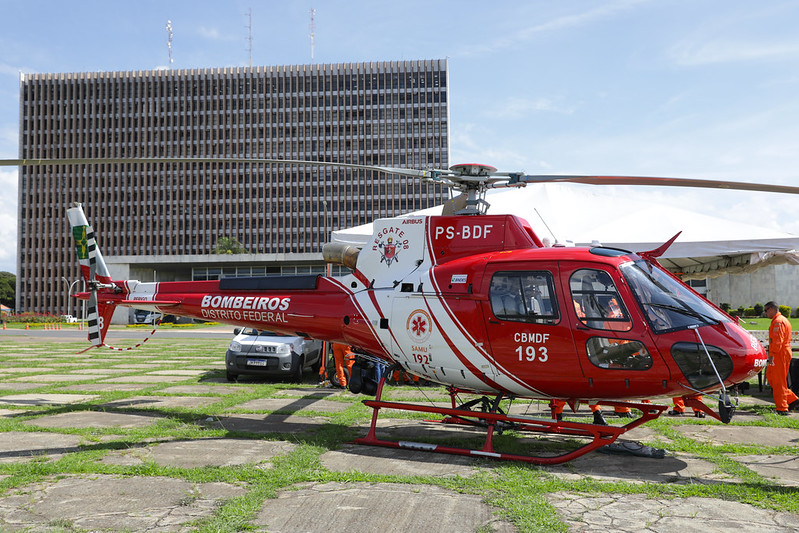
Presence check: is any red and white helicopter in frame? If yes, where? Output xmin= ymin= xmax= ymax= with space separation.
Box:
xmin=8 ymin=157 xmax=799 ymax=464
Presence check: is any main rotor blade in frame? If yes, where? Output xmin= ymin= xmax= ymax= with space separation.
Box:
xmin=5 ymin=156 xmax=799 ymax=195
xmin=0 ymin=157 xmax=443 ymax=180
xmin=513 ymin=174 xmax=799 ymax=195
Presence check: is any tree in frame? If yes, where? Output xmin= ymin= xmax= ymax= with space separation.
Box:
xmin=213 ymin=237 xmax=249 ymax=254
xmin=0 ymin=271 xmax=15 ymax=309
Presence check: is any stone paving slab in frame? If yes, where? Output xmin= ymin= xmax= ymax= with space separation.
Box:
xmin=0 ymin=367 xmax=56 ymax=373
xmin=382 ymin=388 xmax=453 ymax=401
xmin=160 ymin=384 xmax=252 ymax=395
xmin=733 ymin=454 xmax=799 ymax=486
xmin=547 ymin=492 xmax=799 ymax=532
xmin=546 ymin=449 xmax=733 ymax=485
xmin=100 ymin=374 xmax=189 ymax=383
xmin=114 ymin=363 xmax=167 ymax=369
xmin=208 ymin=413 xmax=332 ymax=434
xmin=272 ymin=387 xmax=348 ymax=398
xmin=0 ymin=393 xmax=98 ymax=406
xmin=233 ymin=397 xmax=350 ymax=413
xmin=101 ymin=437 xmax=297 ymax=468
xmin=321 ymin=443 xmax=487 ymax=477
xmin=674 ymin=424 xmax=799 ymax=447
xmin=25 ymin=410 xmax=163 ymax=429
xmin=147 ymin=369 xmax=209 ymax=376
xmin=0 ymin=382 xmax=47 ymax=391
xmin=57 ymin=382 xmax=150 ymax=392
xmin=254 ymin=481 xmax=516 ymax=533
xmin=101 ymin=395 xmax=221 ymax=409
xmin=0 ymin=474 xmax=246 ymax=532
xmin=362 ymin=417 xmax=500 ymax=441
xmin=0 ymin=431 xmax=84 ymax=463
xmin=188 ymin=362 xmax=226 ymax=368
xmin=67 ymin=367 xmax=136 ymax=374
xmin=137 ymin=359 xmax=193 ymax=364
xmin=11 ymin=373 xmax=109 ymax=382
xmin=738 ymin=395 xmax=776 ymax=407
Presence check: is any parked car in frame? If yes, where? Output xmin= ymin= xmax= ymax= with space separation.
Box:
xmin=225 ymin=328 xmax=323 ymax=382
xmin=134 ymin=309 xmax=157 ymax=324
xmin=60 ymin=314 xmax=78 ymax=323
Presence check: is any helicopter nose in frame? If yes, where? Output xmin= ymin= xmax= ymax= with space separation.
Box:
xmin=728 ymin=328 xmax=768 ymax=384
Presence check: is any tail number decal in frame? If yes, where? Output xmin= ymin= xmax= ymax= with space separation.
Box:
xmin=515 ymin=333 xmax=550 ymax=363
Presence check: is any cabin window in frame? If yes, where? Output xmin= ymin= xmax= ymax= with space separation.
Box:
xmin=586 ymin=337 xmax=652 ymax=370
xmin=671 ymin=342 xmax=732 ymax=389
xmin=489 ymin=271 xmax=559 ymax=324
xmin=569 ymin=269 xmax=632 ymax=331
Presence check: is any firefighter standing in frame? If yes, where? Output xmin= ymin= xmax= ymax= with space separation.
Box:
xmin=332 ymin=342 xmax=354 ymax=389
xmin=764 ymin=301 xmax=799 ymax=415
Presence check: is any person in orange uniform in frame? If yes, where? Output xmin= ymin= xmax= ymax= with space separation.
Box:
xmin=550 ymin=400 xmax=608 ymax=425
xmin=331 ymin=342 xmax=355 ymax=389
xmin=764 ymin=301 xmax=799 ymax=415
xmin=669 ymin=396 xmax=706 ymax=418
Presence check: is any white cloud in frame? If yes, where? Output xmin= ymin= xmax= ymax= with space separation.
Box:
xmin=485 ymin=97 xmax=577 ymax=120
xmin=196 ymin=25 xmax=240 ymax=43
xmin=458 ymin=0 xmax=647 ymax=57
xmin=670 ymin=39 xmax=799 ymax=66
xmin=198 ymin=26 xmax=222 ymax=40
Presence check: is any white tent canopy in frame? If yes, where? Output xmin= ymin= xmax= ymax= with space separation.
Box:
xmin=332 ymin=183 xmax=799 ymax=279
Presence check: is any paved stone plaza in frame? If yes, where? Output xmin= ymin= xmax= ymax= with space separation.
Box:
xmin=0 ymin=326 xmax=797 ymax=532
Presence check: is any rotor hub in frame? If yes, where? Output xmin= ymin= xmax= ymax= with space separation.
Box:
xmin=449 ymin=163 xmax=498 ymax=176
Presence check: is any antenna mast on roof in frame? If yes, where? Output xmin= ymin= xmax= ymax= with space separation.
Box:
xmin=309 ymin=8 xmax=316 ymax=63
xmin=166 ymin=20 xmax=174 ymax=68
xmin=246 ymin=8 xmax=253 ymax=67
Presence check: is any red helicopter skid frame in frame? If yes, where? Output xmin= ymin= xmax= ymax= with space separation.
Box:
xmin=355 ymin=378 xmax=668 ymax=465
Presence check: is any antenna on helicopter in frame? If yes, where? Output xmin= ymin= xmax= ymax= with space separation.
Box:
xmin=534 ymin=208 xmax=558 ymax=245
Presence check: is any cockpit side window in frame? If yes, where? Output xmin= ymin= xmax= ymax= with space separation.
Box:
xmin=569 ymin=268 xmax=632 ymax=331
xmin=489 ymin=271 xmax=559 ymax=324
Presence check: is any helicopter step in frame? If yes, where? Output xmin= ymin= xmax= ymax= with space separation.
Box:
xmin=355 ymin=379 xmax=668 ymax=465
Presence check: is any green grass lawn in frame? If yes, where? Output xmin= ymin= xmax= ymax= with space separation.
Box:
xmin=0 ymin=337 xmax=796 ymax=532
xmin=739 ymin=317 xmax=799 ymax=330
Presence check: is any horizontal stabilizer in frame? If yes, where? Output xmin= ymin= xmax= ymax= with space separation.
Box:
xmin=118 ymin=300 xmax=180 ymax=307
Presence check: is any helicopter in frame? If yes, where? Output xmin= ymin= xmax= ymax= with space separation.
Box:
xmin=6 ymin=156 xmax=799 ymax=464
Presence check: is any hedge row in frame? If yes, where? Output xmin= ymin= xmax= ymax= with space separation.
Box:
xmin=720 ymin=303 xmax=797 ymax=318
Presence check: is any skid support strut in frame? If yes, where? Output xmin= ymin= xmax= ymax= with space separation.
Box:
xmin=354 ymin=378 xmax=667 ymax=465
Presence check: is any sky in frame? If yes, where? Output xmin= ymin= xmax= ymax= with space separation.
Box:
xmin=3 ymin=0 xmax=799 ymax=274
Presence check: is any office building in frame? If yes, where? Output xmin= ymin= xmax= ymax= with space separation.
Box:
xmin=17 ymin=59 xmax=449 ymax=315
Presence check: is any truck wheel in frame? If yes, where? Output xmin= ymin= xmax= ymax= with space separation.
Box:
xmin=226 ymin=371 xmax=238 ymax=382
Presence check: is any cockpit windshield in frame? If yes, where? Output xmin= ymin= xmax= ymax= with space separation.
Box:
xmin=620 ymin=259 xmax=729 ymax=334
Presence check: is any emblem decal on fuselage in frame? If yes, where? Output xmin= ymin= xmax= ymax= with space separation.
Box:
xmin=372 ymin=226 xmax=409 ymax=267
xmin=406 ymin=309 xmax=432 ymax=343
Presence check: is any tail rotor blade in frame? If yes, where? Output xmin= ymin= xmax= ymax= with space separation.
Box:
xmin=86 ymin=289 xmax=102 ymax=347
xmin=86 ymin=225 xmax=98 ymax=283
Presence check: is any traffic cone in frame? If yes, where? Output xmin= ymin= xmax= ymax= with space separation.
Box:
xmin=25 ymin=323 xmax=29 ymax=330
xmin=2 ymin=322 xmax=6 ymax=330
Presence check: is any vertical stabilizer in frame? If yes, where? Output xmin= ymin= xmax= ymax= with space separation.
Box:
xmin=67 ymin=203 xmax=115 ymax=346
xmin=67 ymin=203 xmax=112 ymax=284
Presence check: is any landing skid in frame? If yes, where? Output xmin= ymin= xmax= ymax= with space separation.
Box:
xmin=355 ymin=379 xmax=667 ymax=465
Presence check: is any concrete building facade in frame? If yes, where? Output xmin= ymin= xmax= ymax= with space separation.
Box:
xmin=705 ymin=264 xmax=799 ymax=313
xmin=17 ymin=60 xmax=449 ymax=316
